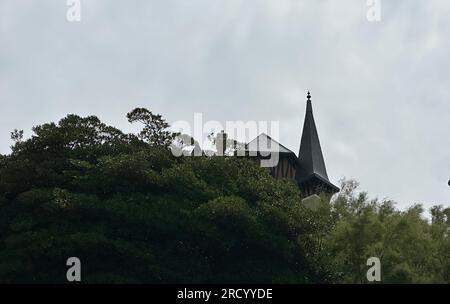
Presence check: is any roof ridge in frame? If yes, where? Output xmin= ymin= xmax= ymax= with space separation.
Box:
xmin=247 ymin=133 xmax=296 ymax=155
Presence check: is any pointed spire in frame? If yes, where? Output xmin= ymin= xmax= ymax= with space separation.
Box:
xmin=306 ymin=91 xmax=312 ymax=113
xmin=296 ymin=91 xmax=339 ymax=194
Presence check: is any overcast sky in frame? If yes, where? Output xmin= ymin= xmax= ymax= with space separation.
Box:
xmin=0 ymin=0 xmax=449 ymax=210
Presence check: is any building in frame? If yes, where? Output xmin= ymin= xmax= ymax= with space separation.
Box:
xmin=245 ymin=92 xmax=339 ymax=199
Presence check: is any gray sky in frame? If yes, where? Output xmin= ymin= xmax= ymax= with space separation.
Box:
xmin=0 ymin=0 xmax=449 ymax=210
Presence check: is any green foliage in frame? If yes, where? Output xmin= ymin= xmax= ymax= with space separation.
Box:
xmin=325 ymin=180 xmax=450 ymax=283
xmin=0 ymin=113 xmax=336 ymax=283
xmin=127 ymin=108 xmax=179 ymax=147
xmin=0 ymin=112 xmax=448 ymax=283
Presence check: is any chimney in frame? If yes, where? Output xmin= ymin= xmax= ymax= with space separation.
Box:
xmin=216 ymin=130 xmax=227 ymax=156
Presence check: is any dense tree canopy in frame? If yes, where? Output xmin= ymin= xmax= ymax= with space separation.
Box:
xmin=0 ymin=110 xmax=448 ymax=283
xmin=327 ymin=181 xmax=450 ymax=283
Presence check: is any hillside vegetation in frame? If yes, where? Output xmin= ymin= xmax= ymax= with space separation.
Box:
xmin=0 ymin=110 xmax=448 ymax=283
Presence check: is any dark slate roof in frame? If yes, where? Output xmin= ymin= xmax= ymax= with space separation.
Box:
xmin=295 ymin=92 xmax=339 ymax=192
xmin=247 ymin=133 xmax=296 ymax=155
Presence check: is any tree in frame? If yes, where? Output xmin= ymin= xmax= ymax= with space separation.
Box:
xmin=1 ymin=113 xmax=448 ymax=284
xmin=10 ymin=129 xmax=23 ymax=143
xmin=127 ymin=108 xmax=179 ymax=147
xmin=0 ymin=113 xmax=336 ymax=283
xmin=325 ymin=179 xmax=450 ymax=283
